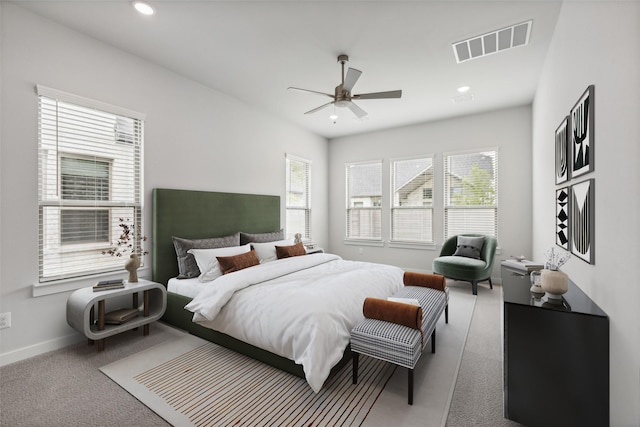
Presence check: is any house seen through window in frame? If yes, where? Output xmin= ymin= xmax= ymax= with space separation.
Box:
xmin=346 ymin=161 xmax=382 ymax=240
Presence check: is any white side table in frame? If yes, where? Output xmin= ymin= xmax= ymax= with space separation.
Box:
xmin=66 ymin=279 xmax=167 ymax=351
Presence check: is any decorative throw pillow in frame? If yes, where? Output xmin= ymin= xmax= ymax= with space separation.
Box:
xmin=217 ymin=250 xmax=260 ymax=275
xmin=453 ymin=235 xmax=485 ymax=259
xmin=188 ymin=244 xmax=251 ymax=282
xmin=239 ymin=229 xmax=285 ymax=246
xmin=251 ymin=238 xmax=294 ymax=263
xmin=275 ymin=242 xmax=307 ymax=259
xmin=172 ymin=233 xmax=240 ymax=279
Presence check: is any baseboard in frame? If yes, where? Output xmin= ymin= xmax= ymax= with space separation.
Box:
xmin=0 ymin=333 xmax=84 ymax=367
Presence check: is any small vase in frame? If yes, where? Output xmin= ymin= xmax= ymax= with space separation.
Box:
xmin=540 ymin=269 xmax=568 ymax=299
xmin=124 ymin=254 xmax=141 ymax=283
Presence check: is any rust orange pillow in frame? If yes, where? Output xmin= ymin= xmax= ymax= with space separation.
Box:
xmin=275 ymin=242 xmax=307 ymax=259
xmin=217 ymin=250 xmax=260 ymax=274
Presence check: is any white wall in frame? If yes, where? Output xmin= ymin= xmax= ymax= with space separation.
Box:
xmin=328 ymin=105 xmax=532 ymax=277
xmin=0 ymin=4 xmax=328 ymax=363
xmin=532 ymin=2 xmax=640 ymax=425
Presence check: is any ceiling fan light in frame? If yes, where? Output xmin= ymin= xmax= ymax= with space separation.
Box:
xmin=133 ymin=1 xmax=155 ymax=16
xmin=457 ymin=85 xmax=471 ymax=93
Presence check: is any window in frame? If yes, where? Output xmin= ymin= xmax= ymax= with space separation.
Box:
xmin=346 ymin=161 xmax=382 ymax=240
xmin=285 ymin=154 xmax=311 ymax=240
xmin=37 ymin=86 xmax=144 ymax=282
xmin=391 ymin=156 xmax=434 ymax=243
xmin=444 ymin=149 xmax=498 ymax=239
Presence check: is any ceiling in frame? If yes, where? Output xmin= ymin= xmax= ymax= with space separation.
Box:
xmin=13 ymin=0 xmax=562 ymax=139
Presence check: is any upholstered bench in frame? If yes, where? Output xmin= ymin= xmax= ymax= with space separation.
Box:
xmin=350 ymin=272 xmax=448 ymax=405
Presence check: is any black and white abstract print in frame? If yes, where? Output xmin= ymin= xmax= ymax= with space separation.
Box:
xmin=556 ymin=187 xmax=570 ymax=250
xmin=571 ymin=86 xmax=594 ymax=178
xmin=571 ymin=179 xmax=595 ymax=264
xmin=555 ymin=116 xmax=569 ymax=184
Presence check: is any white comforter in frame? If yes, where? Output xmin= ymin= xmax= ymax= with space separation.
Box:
xmin=184 ymin=253 xmax=403 ymax=392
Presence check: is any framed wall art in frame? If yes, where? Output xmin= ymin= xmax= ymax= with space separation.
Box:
xmin=570 ymin=178 xmax=595 ymax=264
xmin=570 ymin=85 xmax=595 ymax=178
xmin=555 ymin=116 xmax=570 ymax=184
xmin=556 ymin=187 xmax=570 ymax=250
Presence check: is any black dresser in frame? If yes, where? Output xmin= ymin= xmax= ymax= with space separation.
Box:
xmin=502 ymin=266 xmax=609 ymax=427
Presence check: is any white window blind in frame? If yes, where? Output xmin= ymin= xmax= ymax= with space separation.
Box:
xmin=37 ymin=86 xmax=145 ymax=282
xmin=285 ymin=154 xmax=311 ymax=240
xmin=391 ymin=156 xmax=434 ymax=243
xmin=444 ymin=149 xmax=498 ymax=239
xmin=346 ymin=160 xmax=382 ymax=240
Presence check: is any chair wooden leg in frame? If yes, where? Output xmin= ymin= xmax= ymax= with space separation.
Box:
xmin=408 ymin=368 xmax=414 ymax=405
xmin=472 ymin=280 xmax=478 ymax=295
xmin=488 ymin=278 xmax=493 ymax=289
xmin=352 ymin=353 xmax=359 ymax=385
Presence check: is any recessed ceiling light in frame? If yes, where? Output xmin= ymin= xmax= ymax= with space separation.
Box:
xmin=457 ymin=85 xmax=471 ymax=93
xmin=133 ymin=1 xmax=155 ymax=16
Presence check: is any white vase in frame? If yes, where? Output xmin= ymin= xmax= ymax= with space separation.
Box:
xmin=540 ymin=269 xmax=568 ymax=299
xmin=124 ymin=254 xmax=141 ymax=283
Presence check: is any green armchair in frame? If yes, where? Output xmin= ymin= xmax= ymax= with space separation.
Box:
xmin=432 ymin=234 xmax=498 ymax=295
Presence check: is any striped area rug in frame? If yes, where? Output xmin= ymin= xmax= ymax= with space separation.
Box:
xmin=102 ymin=337 xmax=395 ymax=427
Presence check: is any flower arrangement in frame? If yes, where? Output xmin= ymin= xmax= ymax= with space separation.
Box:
xmin=544 ymin=247 xmax=570 ymax=270
xmin=102 ymin=218 xmax=148 ymax=257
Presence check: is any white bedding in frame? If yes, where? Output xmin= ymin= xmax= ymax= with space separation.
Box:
xmin=184 ymin=253 xmax=403 ymax=392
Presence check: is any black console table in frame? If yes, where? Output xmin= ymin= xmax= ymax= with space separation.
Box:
xmin=502 ymin=266 xmax=609 ymax=427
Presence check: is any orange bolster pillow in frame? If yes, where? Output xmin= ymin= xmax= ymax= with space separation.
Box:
xmin=403 ymin=272 xmax=446 ymax=292
xmin=363 ymin=297 xmax=423 ymax=330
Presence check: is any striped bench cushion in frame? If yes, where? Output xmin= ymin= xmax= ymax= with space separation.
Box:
xmin=350 ymin=286 xmax=447 ymax=369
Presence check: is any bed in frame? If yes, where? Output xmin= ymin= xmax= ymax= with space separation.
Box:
xmin=152 ymin=188 xmax=403 ymax=392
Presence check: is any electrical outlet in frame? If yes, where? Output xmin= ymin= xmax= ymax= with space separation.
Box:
xmin=358 ymin=247 xmax=363 ymax=255
xmin=0 ymin=312 xmax=11 ymax=329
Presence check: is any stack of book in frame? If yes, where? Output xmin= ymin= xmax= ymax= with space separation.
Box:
xmin=103 ymin=308 xmax=139 ymax=324
xmin=92 ymin=279 xmax=125 ymax=292
xmin=501 ymin=259 xmax=544 ymax=273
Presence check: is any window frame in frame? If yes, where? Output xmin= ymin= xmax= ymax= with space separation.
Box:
xmin=443 ymin=148 xmax=499 ymax=240
xmin=36 ymin=85 xmax=145 ymax=287
xmin=389 ymin=155 xmax=435 ymax=245
xmin=345 ymin=159 xmax=383 ymax=242
xmin=285 ymin=154 xmax=312 ymax=240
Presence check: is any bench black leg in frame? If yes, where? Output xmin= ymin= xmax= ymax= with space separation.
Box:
xmin=445 ymin=305 xmax=449 ymax=324
xmin=408 ymin=368 xmax=414 ymax=405
xmin=352 ymin=353 xmax=359 ymax=385
xmin=431 ymin=328 xmax=436 ymax=353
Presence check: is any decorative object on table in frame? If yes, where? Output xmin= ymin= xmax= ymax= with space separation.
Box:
xmin=102 ymin=218 xmax=148 ymax=282
xmin=294 ymin=233 xmax=302 ymax=244
xmin=570 ymin=85 xmax=595 ymax=178
xmin=556 ymin=187 xmax=570 ymax=250
xmin=541 ymin=247 xmax=571 ymax=299
xmin=103 ymin=308 xmax=139 ymax=325
xmin=501 ymin=258 xmax=543 ymax=273
xmin=570 ymin=178 xmax=595 ymax=264
xmin=92 ymin=279 xmax=125 ymax=292
xmin=529 ymin=270 xmax=543 ymax=295
xmin=555 ymin=115 xmax=570 ymax=184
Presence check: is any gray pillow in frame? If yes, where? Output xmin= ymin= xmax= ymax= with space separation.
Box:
xmin=172 ymin=233 xmax=240 ymax=279
xmin=453 ymin=235 xmax=485 ymax=259
xmin=239 ymin=229 xmax=284 ymax=245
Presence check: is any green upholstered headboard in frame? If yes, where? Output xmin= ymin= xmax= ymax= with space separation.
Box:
xmin=152 ymin=188 xmax=281 ymax=286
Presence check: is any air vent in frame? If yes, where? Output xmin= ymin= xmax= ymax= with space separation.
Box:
xmin=453 ymin=20 xmax=532 ymax=63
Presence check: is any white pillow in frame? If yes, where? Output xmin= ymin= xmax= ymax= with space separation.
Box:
xmin=251 ymin=238 xmax=294 ymax=263
xmin=188 ymin=244 xmax=251 ymax=282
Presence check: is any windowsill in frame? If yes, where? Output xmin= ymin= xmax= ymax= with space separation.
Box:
xmin=32 ymin=266 xmax=151 ymax=297
xmin=343 ymin=239 xmax=385 ymax=247
xmin=388 ymin=241 xmax=437 ymax=250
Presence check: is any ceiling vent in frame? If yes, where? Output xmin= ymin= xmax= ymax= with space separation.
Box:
xmin=453 ymin=20 xmax=532 ymax=63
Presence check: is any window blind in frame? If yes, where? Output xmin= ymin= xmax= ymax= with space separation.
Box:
xmin=444 ymin=149 xmax=498 ymax=239
xmin=285 ymin=154 xmax=311 ymax=240
xmin=37 ymin=86 xmax=144 ymax=282
xmin=346 ymin=160 xmax=382 ymax=240
xmin=391 ymin=156 xmax=434 ymax=243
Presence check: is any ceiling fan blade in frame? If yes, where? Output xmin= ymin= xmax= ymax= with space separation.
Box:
xmin=304 ymin=101 xmax=334 ymax=115
xmin=346 ymin=101 xmax=368 ymax=119
xmin=342 ymin=68 xmax=362 ymax=93
xmin=288 ymin=87 xmax=334 ymax=98
xmin=353 ymin=90 xmax=402 ymax=100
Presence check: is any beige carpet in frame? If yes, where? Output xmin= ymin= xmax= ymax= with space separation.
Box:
xmin=101 ymin=286 xmax=476 ymax=427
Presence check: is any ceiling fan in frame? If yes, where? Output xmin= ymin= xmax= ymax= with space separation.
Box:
xmin=288 ymin=54 xmax=402 ymax=119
